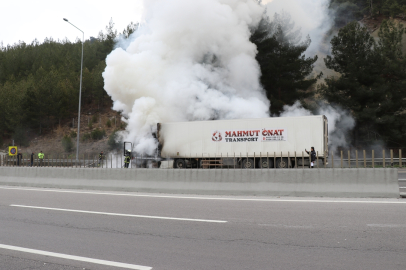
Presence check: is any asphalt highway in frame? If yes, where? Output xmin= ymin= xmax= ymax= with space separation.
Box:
xmin=0 ymin=184 xmax=406 ymax=270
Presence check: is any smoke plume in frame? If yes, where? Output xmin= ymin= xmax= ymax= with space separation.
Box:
xmin=263 ymin=0 xmax=332 ymax=54
xmin=103 ymin=0 xmax=340 ymax=155
xmin=280 ymin=101 xmax=355 ymax=153
xmin=103 ymin=0 xmax=270 ymax=154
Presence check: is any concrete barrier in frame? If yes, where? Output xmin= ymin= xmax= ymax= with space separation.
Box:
xmin=0 ymin=167 xmax=399 ymax=198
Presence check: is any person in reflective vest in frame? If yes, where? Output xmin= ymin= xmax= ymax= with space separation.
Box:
xmin=124 ymin=150 xmax=131 ymax=168
xmin=98 ymin=151 xmax=104 ymax=167
xmin=38 ymin=151 xmax=44 ymax=167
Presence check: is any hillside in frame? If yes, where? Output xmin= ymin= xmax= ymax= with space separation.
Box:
xmin=2 ymin=100 xmax=124 ymax=157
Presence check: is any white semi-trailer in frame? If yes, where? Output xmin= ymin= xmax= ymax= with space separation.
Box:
xmin=157 ymin=115 xmax=328 ymax=168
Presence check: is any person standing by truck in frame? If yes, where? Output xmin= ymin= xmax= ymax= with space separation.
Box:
xmin=38 ymin=151 xmax=44 ymax=167
xmin=305 ymin=147 xmax=316 ymax=168
xmin=124 ymin=150 xmax=131 ymax=168
xmin=98 ymin=151 xmax=104 ymax=167
xmin=17 ymin=151 xmax=22 ymax=166
xmin=30 ymin=152 xmax=34 ymax=167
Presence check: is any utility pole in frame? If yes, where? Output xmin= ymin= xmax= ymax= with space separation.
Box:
xmin=63 ymin=18 xmax=84 ymax=162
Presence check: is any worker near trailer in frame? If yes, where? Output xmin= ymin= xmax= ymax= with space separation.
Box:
xmin=30 ymin=152 xmax=34 ymax=167
xmin=124 ymin=150 xmax=131 ymax=168
xmin=17 ymin=151 xmax=22 ymax=166
xmin=38 ymin=151 xmax=44 ymax=167
xmin=305 ymin=147 xmax=316 ymax=168
xmin=98 ymin=151 xmax=104 ymax=167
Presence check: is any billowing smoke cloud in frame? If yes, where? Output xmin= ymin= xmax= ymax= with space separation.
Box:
xmin=280 ymin=101 xmax=355 ymax=153
xmin=103 ymin=0 xmax=270 ymax=155
xmin=263 ymin=0 xmax=331 ymax=54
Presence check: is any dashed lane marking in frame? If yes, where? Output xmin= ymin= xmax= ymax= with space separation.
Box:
xmin=10 ymin=204 xmax=228 ymax=223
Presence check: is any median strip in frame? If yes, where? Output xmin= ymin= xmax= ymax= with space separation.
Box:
xmin=0 ymin=243 xmax=152 ymax=270
xmin=10 ymin=204 xmax=228 ymax=223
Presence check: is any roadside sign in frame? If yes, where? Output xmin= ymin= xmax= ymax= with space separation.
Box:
xmin=9 ymin=146 xmax=17 ymax=156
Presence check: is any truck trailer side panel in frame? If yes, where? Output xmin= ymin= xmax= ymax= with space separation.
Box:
xmin=158 ymin=116 xmax=327 ymax=160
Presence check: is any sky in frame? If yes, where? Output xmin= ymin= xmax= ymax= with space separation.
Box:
xmin=0 ymin=0 xmax=143 ymax=46
xmin=0 ymin=1 xmax=279 ymax=47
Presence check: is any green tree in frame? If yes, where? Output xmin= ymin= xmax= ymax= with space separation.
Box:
xmin=122 ymin=22 xmax=138 ymax=39
xmin=251 ymin=12 xmax=319 ymax=115
xmin=13 ymin=126 xmax=29 ymax=147
xmin=320 ymin=21 xmax=406 ymax=146
xmin=62 ymin=135 xmax=74 ymax=152
xmin=107 ymin=130 xmax=121 ymax=150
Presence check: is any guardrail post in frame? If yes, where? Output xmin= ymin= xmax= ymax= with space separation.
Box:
xmin=400 ymin=149 xmax=402 ymax=168
xmin=288 ymin=151 xmax=290 ymax=168
xmin=372 ymin=150 xmax=375 ymax=168
xmin=294 ymin=151 xmax=297 ymax=169
xmin=316 ymin=151 xmax=319 ymax=169
xmin=331 ymin=151 xmax=334 ymax=168
xmin=355 ymin=150 xmax=358 ymax=168
xmin=383 ymin=149 xmax=385 ymax=168
xmin=274 ymin=152 xmax=276 ymax=169
xmin=221 ymin=153 xmax=223 ymax=169
xmin=266 ymin=152 xmax=269 ymax=170
xmin=390 ymin=149 xmax=393 ymax=167
xmin=348 ymin=150 xmax=351 ymax=168
xmin=363 ymin=150 xmax=366 ymax=168
xmin=340 ymin=151 xmax=343 ymax=168
xmin=302 ymin=151 xmax=304 ymax=169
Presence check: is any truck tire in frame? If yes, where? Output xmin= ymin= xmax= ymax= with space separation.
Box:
xmin=275 ymin=157 xmax=289 ymax=168
xmin=258 ymin=158 xmax=274 ymax=168
xmin=174 ymin=159 xmax=186 ymax=169
xmin=242 ymin=158 xmax=255 ymax=169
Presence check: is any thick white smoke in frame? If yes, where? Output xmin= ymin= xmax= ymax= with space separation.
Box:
xmin=280 ymin=101 xmax=355 ymax=153
xmin=103 ymin=0 xmax=270 ymax=154
xmin=263 ymin=0 xmax=331 ymax=54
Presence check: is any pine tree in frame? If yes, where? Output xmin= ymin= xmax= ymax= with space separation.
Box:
xmin=251 ymin=12 xmax=319 ymax=115
xmin=320 ymin=21 xmax=406 ymax=146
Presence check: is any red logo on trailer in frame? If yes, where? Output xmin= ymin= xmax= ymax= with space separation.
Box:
xmin=212 ymin=131 xmax=222 ymax=141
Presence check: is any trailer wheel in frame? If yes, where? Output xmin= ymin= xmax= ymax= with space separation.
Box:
xmin=258 ymin=158 xmax=274 ymax=168
xmin=242 ymin=158 xmax=255 ymax=169
xmin=276 ymin=157 xmax=289 ymax=168
xmin=174 ymin=159 xmax=186 ymax=169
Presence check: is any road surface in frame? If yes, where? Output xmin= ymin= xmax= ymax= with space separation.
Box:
xmin=0 ymin=185 xmax=406 ymax=270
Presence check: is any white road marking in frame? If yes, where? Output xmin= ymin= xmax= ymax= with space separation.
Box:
xmin=1 ymin=186 xmax=406 ymax=204
xmin=10 ymin=204 xmax=227 ymax=223
xmin=0 ymin=243 xmax=152 ymax=270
